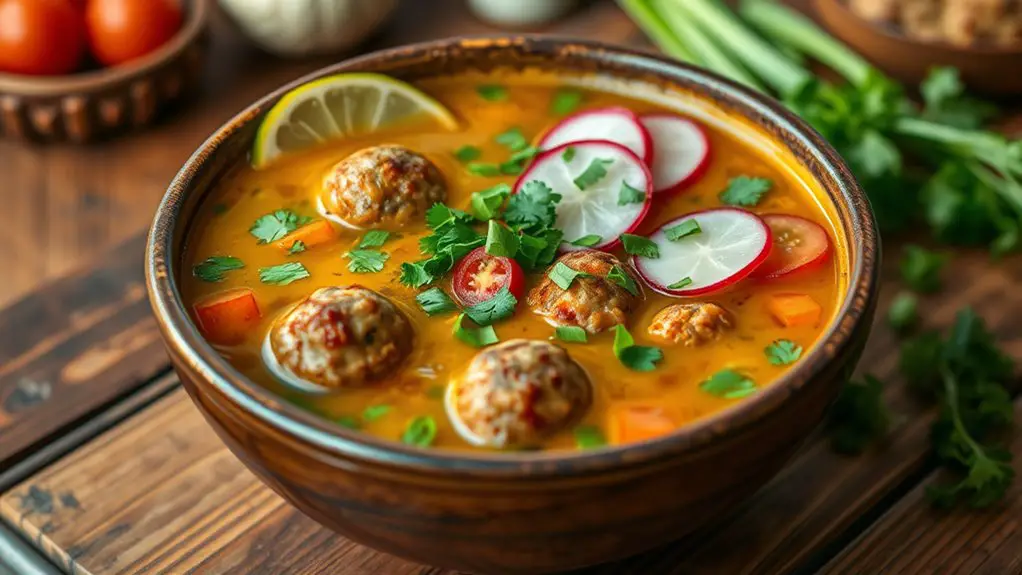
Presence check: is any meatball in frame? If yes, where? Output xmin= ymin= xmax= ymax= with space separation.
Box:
xmin=648 ymin=302 xmax=734 ymax=346
xmin=268 ymin=286 xmax=413 ymax=389
xmin=527 ymin=250 xmax=641 ymax=334
xmin=448 ymin=340 xmax=592 ymax=448
xmin=321 ymin=145 xmax=447 ymax=229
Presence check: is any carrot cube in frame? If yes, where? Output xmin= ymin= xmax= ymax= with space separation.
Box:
xmin=609 ymin=405 xmax=676 ymax=445
xmin=768 ymin=294 xmax=822 ymax=327
xmin=273 ymin=220 xmax=336 ymax=252
xmin=193 ymin=288 xmax=261 ymax=345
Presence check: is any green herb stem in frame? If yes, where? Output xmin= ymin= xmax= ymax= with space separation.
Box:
xmin=940 ymin=366 xmax=991 ymax=464
xmin=616 ymin=0 xmax=698 ymax=62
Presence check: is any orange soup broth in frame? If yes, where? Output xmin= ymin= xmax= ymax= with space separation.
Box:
xmin=182 ymin=71 xmax=848 ymax=451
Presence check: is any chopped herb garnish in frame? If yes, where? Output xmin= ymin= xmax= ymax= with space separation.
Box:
xmin=362 ymin=405 xmax=391 ymax=422
xmin=612 ymin=325 xmax=664 ymax=372
xmin=569 ymin=235 xmax=602 ymax=247
xmin=618 ymin=181 xmax=646 ymax=205
xmin=464 ymin=287 xmax=517 ymax=326
xmin=485 ymin=220 xmax=519 ymax=258
xmin=827 ymin=375 xmax=890 ymax=454
xmin=346 ymin=249 xmax=389 ymax=273
xmin=453 ymin=313 xmax=500 ymax=347
xmin=192 ymin=256 xmax=244 ymax=282
xmin=495 ymin=127 xmax=529 ymax=151
xmin=476 ymin=84 xmax=508 ymax=102
xmin=900 ymin=245 xmax=947 ymax=293
xmin=888 ymin=291 xmax=919 ymax=332
xmin=608 ymin=265 xmax=639 ymax=296
xmin=765 ymin=339 xmax=803 ymax=365
xmin=259 ymin=262 xmax=310 ymax=285
xmin=467 ymin=162 xmax=502 ymax=177
xmin=358 ymin=230 xmax=391 ymax=249
xmin=516 ymin=228 xmax=564 ymax=271
xmin=548 ymin=261 xmax=591 ymax=290
xmin=288 ymin=241 xmax=307 ymax=255
xmin=621 ymin=234 xmax=660 ymax=258
xmin=574 ymin=425 xmax=607 ymax=449
xmin=454 ymin=145 xmax=482 ymax=163
xmin=336 ymin=416 xmax=361 ymax=429
xmin=667 ymin=277 xmax=693 ymax=290
xmin=551 ymin=88 xmax=584 ymax=116
xmin=665 ymin=219 xmax=701 ymax=241
xmin=700 ymin=369 xmax=757 ymax=399
xmin=505 ymin=180 xmax=561 ymax=231
xmin=470 ymin=183 xmax=511 ymax=220
xmin=719 ymin=176 xmax=772 ymax=207
xmin=400 ymin=262 xmax=434 ymax=289
xmin=562 ymin=146 xmax=576 ymax=163
xmin=555 ymin=325 xmax=588 ymax=343
xmin=249 ymin=210 xmax=313 ymax=244
xmin=573 ymin=158 xmax=614 ymax=190
xmin=416 ymin=288 xmax=458 ymax=316
xmin=425 ymin=203 xmax=475 ymax=229
xmin=401 ymin=203 xmax=485 ymax=288
xmin=401 ymin=416 xmax=438 ymax=447
xmin=499 ymin=146 xmax=540 ymax=175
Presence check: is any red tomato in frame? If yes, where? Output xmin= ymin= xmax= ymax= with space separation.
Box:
xmin=753 ymin=214 xmax=831 ymax=279
xmin=0 ymin=0 xmax=85 ymax=76
xmin=85 ymin=0 xmax=182 ymax=67
xmin=452 ymin=247 xmax=526 ymax=307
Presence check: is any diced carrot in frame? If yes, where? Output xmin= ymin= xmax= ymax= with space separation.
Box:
xmin=273 ymin=220 xmax=336 ymax=252
xmin=193 ymin=288 xmax=261 ymax=345
xmin=609 ymin=405 xmax=676 ymax=445
xmin=768 ymin=294 xmax=822 ymax=327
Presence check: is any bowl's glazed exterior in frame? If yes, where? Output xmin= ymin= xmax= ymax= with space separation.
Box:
xmin=146 ymin=37 xmax=879 ymax=574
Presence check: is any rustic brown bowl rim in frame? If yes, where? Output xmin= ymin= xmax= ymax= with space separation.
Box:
xmin=0 ymin=0 xmax=210 ymax=96
xmin=816 ymin=0 xmax=1022 ymax=56
xmin=147 ymin=35 xmax=879 ymax=477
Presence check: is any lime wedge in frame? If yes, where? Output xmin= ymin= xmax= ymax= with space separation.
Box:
xmin=252 ymin=73 xmax=458 ymax=169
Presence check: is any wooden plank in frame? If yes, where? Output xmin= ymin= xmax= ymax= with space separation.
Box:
xmin=821 ymin=403 xmax=1022 ymax=575
xmin=4 ymin=248 xmax=1022 ymax=574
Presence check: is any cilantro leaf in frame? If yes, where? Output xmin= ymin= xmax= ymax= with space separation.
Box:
xmin=574 ymin=425 xmax=607 ymax=449
xmin=288 ymin=241 xmax=306 ymax=255
xmin=470 ymin=183 xmax=511 ymax=220
xmin=612 ymin=325 xmax=663 ymax=372
xmin=551 ymin=89 xmax=584 ymax=116
xmin=401 ymin=416 xmax=438 ymax=447
xmin=618 ymin=181 xmax=646 ymax=205
xmin=416 ymin=288 xmax=458 ymax=316
xmin=516 ymin=228 xmax=563 ymax=270
xmin=259 ymin=262 xmax=310 ymax=285
xmin=555 ymin=325 xmax=588 ymax=343
xmin=573 ymin=158 xmax=614 ymax=190
xmin=548 ymin=261 xmax=591 ymax=290
xmin=249 ymin=210 xmax=311 ymax=244
xmin=495 ymin=127 xmax=529 ymax=151
xmin=485 ymin=220 xmax=519 ymax=258
xmin=361 ymin=405 xmax=391 ymax=422
xmin=827 ymin=375 xmax=890 ymax=454
xmin=608 ymin=265 xmax=639 ymax=296
xmin=505 ymin=180 xmax=561 ymax=231
xmin=467 ymin=162 xmax=502 ymax=177
xmin=921 ymin=67 xmax=998 ymax=130
xmin=499 ymin=146 xmax=540 ymax=176
xmin=358 ymin=230 xmax=390 ymax=249
xmin=700 ymin=369 xmax=757 ymax=399
xmin=400 ymin=262 xmax=434 ymax=288
xmin=562 ymin=146 xmax=576 ymax=163
xmin=719 ymin=176 xmax=772 ymax=207
xmin=454 ymin=145 xmax=482 ymax=163
xmin=665 ymin=219 xmax=701 ymax=241
xmin=476 ymin=85 xmax=508 ymax=102
xmin=765 ymin=339 xmax=803 ymax=365
xmin=346 ymin=249 xmax=389 ymax=273
xmin=425 ymin=203 xmax=475 ymax=230
xmin=900 ymin=245 xmax=947 ymax=293
xmin=193 ymin=256 xmax=244 ymax=282
xmin=569 ymin=234 xmax=602 ymax=247
xmin=848 ymin=130 xmax=902 ymax=180
xmin=453 ymin=313 xmax=499 ymax=347
xmin=621 ymin=234 xmax=660 ymax=258
xmin=888 ymin=291 xmax=919 ymax=332
xmin=463 ymin=287 xmax=517 ymax=326
xmin=667 ymin=277 xmax=693 ymax=290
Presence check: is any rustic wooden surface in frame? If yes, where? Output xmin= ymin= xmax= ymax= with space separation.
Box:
xmin=3 ymin=0 xmax=1022 ymax=574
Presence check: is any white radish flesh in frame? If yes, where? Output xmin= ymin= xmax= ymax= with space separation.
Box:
xmin=538 ymin=107 xmax=653 ymax=164
xmin=640 ymin=113 xmax=712 ymax=195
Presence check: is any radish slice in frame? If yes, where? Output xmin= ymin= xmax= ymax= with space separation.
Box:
xmin=538 ymin=107 xmax=654 ymax=165
xmin=633 ymin=208 xmax=771 ymax=297
xmin=639 ymin=113 xmax=712 ymax=195
xmin=514 ymin=140 xmax=652 ymax=252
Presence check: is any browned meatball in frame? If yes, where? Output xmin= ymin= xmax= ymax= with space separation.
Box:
xmin=527 ymin=250 xmax=641 ymax=334
xmin=448 ymin=340 xmax=592 ymax=448
xmin=267 ymin=286 xmax=413 ymax=389
xmin=648 ymin=302 xmax=734 ymax=346
xmin=321 ymin=145 xmax=446 ymax=229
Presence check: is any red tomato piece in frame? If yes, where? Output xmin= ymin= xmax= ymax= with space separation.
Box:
xmin=0 ymin=0 xmax=85 ymax=76
xmin=193 ymin=288 xmax=261 ymax=345
xmin=753 ymin=214 xmax=831 ymax=279
xmin=85 ymin=0 xmax=182 ymax=67
xmin=452 ymin=246 xmax=526 ymax=307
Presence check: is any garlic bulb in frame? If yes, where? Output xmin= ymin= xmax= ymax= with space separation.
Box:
xmin=220 ymin=0 xmax=399 ymax=57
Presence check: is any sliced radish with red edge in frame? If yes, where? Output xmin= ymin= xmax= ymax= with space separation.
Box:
xmin=633 ymin=208 xmax=771 ymax=297
xmin=639 ymin=113 xmax=711 ymax=195
xmin=538 ymin=107 xmax=653 ymax=165
xmin=514 ymin=140 xmax=652 ymax=253
xmin=752 ymin=214 xmax=832 ymax=279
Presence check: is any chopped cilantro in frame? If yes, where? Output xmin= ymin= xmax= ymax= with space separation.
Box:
xmin=467 ymin=162 xmax=502 ymax=177
xmin=719 ymin=176 xmax=772 ymax=207
xmin=400 ymin=262 xmax=434 ymax=288
xmin=259 ymin=262 xmax=310 ymax=285
xmin=612 ymin=325 xmax=663 ymax=371
xmin=470 ymin=183 xmax=511 ymax=220
xmin=192 ymin=256 xmax=244 ymax=282
xmin=548 ymin=261 xmax=591 ymax=290
xmin=574 ymin=425 xmax=607 ymax=449
xmin=667 ymin=277 xmax=693 ymax=290
xmin=346 ymin=249 xmax=389 ymax=273
xmin=621 ymin=234 xmax=660 ymax=258
xmin=358 ymin=230 xmax=390 ymax=249
xmin=665 ymin=219 xmax=701 ymax=241
xmin=516 ymin=228 xmax=564 ymax=270
xmin=700 ymin=369 xmax=757 ymax=399
xmin=361 ymin=405 xmax=391 ymax=422
xmin=900 ymin=245 xmax=947 ymax=293
xmin=555 ymin=325 xmax=588 ymax=343
xmin=416 ymin=288 xmax=458 ymax=316
xmin=920 ymin=67 xmax=998 ymax=130
xmin=888 ymin=291 xmax=919 ymax=332
xmin=249 ymin=210 xmax=312 ymax=244
xmin=499 ymin=146 xmax=540 ymax=175
xmin=288 ymin=241 xmax=307 ymax=255
xmin=573 ymin=158 xmax=614 ymax=190
xmin=464 ymin=287 xmax=517 ymax=326
xmin=505 ymin=180 xmax=561 ymax=231
xmin=569 ymin=234 xmax=602 ymax=247
xmin=765 ymin=339 xmax=803 ymax=365
xmin=618 ymin=181 xmax=646 ymax=205
xmin=453 ymin=313 xmax=500 ymax=347
xmin=454 ymin=145 xmax=482 ymax=163
xmin=608 ymin=265 xmax=639 ymax=296
xmin=476 ymin=84 xmax=508 ymax=102
xmin=495 ymin=127 xmax=529 ymax=151
xmin=485 ymin=220 xmax=519 ymax=258
xmin=551 ymin=88 xmax=584 ymax=116
xmin=402 ymin=203 xmax=485 ymax=288
xmin=562 ymin=146 xmax=576 ymax=163
xmin=401 ymin=416 xmax=437 ymax=447
xmin=336 ymin=416 xmax=361 ymax=429
xmin=425 ymin=203 xmax=475 ymax=229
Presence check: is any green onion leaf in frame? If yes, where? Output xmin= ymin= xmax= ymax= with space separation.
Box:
xmin=401 ymin=416 xmax=438 ymax=447
xmin=665 ymin=219 xmax=701 ymax=241
xmin=555 ymin=325 xmax=588 ymax=343
xmin=551 ymin=88 xmax=584 ymax=116
xmin=573 ymin=158 xmax=614 ymax=190
xmin=618 ymin=181 xmax=647 ymax=205
xmin=562 ymin=146 xmax=576 ymax=163
xmin=467 ymin=162 xmax=502 ymax=177
xmin=477 ymin=84 xmax=508 ymax=102
xmin=667 ymin=277 xmax=693 ymax=290
xmin=548 ymin=261 xmax=591 ymax=290
xmin=621 ymin=234 xmax=660 ymax=258
xmin=361 ymin=405 xmax=391 ymax=422
xmin=569 ymin=234 xmax=602 ymax=247
xmin=453 ymin=313 xmax=500 ymax=347
xmin=608 ymin=265 xmax=639 ymax=296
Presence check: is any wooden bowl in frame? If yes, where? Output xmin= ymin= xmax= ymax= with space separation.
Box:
xmin=815 ymin=0 xmax=1022 ymax=96
xmin=145 ymin=36 xmax=880 ymax=574
xmin=0 ymin=0 xmax=210 ymax=143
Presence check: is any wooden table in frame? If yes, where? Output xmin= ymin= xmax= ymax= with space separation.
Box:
xmin=3 ymin=1 xmax=1022 ymax=574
